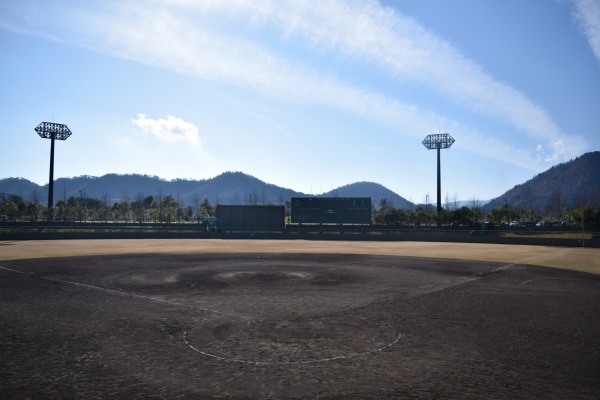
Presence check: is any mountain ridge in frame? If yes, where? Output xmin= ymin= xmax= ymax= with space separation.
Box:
xmin=2 ymin=151 xmax=599 ymax=211
xmin=483 ymin=151 xmax=600 ymax=212
xmin=0 ymin=171 xmax=411 ymax=207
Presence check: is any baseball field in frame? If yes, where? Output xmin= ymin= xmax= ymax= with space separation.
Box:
xmin=1 ymin=239 xmax=599 ymax=399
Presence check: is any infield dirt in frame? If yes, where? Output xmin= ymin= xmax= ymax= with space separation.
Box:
xmin=1 ymin=240 xmax=599 ymax=399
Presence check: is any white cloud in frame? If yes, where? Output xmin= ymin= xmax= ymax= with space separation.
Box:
xmin=0 ymin=0 xmax=586 ymax=167
xmin=161 ymin=0 xmax=582 ymax=161
xmin=572 ymin=0 xmax=600 ymax=65
xmin=536 ymin=144 xmax=545 ymax=162
xmin=131 ymin=114 xmax=199 ymax=144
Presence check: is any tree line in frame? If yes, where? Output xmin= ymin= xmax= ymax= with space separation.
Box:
xmin=0 ymin=194 xmax=215 ymax=224
xmin=1 ymin=193 xmax=600 ymax=228
xmin=373 ymin=197 xmax=600 ymax=228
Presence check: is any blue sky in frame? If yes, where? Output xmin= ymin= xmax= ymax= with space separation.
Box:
xmin=1 ymin=0 xmax=599 ymax=203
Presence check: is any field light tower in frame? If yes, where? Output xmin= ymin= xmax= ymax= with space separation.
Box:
xmin=35 ymin=122 xmax=73 ymax=220
xmin=422 ymin=133 xmax=455 ymax=225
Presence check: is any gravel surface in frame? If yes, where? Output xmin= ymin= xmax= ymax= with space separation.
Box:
xmin=1 ymin=251 xmax=599 ymax=399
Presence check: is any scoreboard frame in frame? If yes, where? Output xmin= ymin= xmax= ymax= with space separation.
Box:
xmin=291 ymin=197 xmax=372 ymax=225
xmin=216 ymin=205 xmax=285 ymax=230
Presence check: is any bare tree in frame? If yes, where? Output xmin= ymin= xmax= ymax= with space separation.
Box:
xmin=469 ymin=197 xmax=483 ymax=223
xmin=452 ymin=192 xmax=459 ymax=212
xmin=545 ymin=189 xmax=564 ymax=221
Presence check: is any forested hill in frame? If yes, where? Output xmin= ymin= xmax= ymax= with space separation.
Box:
xmin=5 ymin=150 xmax=598 ymax=211
xmin=322 ymin=182 xmax=412 ymax=209
xmin=484 ymin=151 xmax=600 ymax=212
xmin=0 ymin=172 xmax=412 ymax=207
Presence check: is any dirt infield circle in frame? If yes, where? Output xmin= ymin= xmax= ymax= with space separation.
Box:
xmin=1 ymin=240 xmax=599 ymax=399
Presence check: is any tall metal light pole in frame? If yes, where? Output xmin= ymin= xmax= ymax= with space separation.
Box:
xmin=35 ymin=122 xmax=73 ymax=220
xmin=422 ymin=133 xmax=455 ymax=226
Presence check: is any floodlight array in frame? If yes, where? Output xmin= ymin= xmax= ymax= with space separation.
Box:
xmin=422 ymin=133 xmax=455 ymax=150
xmin=35 ymin=122 xmax=72 ymax=141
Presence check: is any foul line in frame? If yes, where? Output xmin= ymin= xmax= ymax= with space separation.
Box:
xmin=0 ymin=264 xmax=223 ymax=316
xmin=490 ymin=263 xmax=516 ymax=273
xmin=0 ymin=265 xmax=34 ymax=275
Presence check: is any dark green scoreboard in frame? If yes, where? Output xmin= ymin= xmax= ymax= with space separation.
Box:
xmin=291 ymin=197 xmax=372 ymax=224
xmin=216 ymin=205 xmax=285 ymax=230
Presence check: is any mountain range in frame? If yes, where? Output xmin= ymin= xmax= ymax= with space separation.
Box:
xmin=1 ymin=151 xmax=599 ymax=210
xmin=0 ymin=172 xmax=410 ymax=208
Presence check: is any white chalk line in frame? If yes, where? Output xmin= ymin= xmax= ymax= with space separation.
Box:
xmin=399 ymin=261 xmax=518 ymax=300
xmin=490 ymin=263 xmax=516 ymax=273
xmin=408 ymin=276 xmax=479 ymax=298
xmin=406 ymin=262 xmax=518 ymax=299
xmin=46 ymin=277 xmax=227 ymax=315
xmin=0 ymin=265 xmax=34 ymax=275
xmin=0 ymin=264 xmax=223 ymax=316
xmin=182 ymin=324 xmax=402 ymax=366
xmin=519 ymin=277 xmax=581 ymax=286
